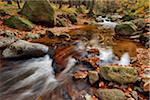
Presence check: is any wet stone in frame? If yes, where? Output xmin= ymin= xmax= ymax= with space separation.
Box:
xmin=2 ymin=40 xmax=48 ymax=58
xmin=88 ymin=71 xmax=99 ymax=84
xmin=99 ymin=66 xmax=139 ymax=84
xmin=95 ymin=89 xmax=126 ymax=100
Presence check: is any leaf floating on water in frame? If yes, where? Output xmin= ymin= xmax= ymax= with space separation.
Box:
xmin=81 ymin=57 xmax=100 ymax=68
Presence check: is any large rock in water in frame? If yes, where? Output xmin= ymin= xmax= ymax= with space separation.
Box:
xmin=115 ymin=22 xmax=137 ymax=36
xmin=20 ymin=0 xmax=55 ymax=27
xmin=2 ymin=40 xmax=48 ymax=58
xmin=4 ymin=16 xmax=33 ymax=31
xmin=95 ymin=89 xmax=126 ymax=100
xmin=99 ymin=66 xmax=138 ymax=84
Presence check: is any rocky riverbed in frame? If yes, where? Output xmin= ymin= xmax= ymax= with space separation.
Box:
xmin=0 ymin=24 xmax=149 ymax=100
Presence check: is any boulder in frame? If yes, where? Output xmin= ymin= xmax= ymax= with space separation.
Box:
xmin=99 ymin=66 xmax=138 ymax=84
xmin=95 ymin=89 xmax=126 ymax=100
xmin=20 ymin=0 xmax=55 ymax=27
xmin=115 ymin=22 xmax=137 ymax=36
xmin=2 ymin=40 xmax=48 ymax=58
xmin=0 ymin=37 xmax=16 ymax=49
xmin=88 ymin=71 xmax=99 ymax=84
xmin=4 ymin=16 xmax=33 ymax=31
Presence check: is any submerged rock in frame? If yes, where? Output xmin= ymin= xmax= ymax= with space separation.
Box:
xmin=0 ymin=37 xmax=16 ymax=49
xmin=95 ymin=89 xmax=126 ymax=100
xmin=4 ymin=16 xmax=33 ymax=31
xmin=115 ymin=22 xmax=137 ymax=37
xmin=99 ymin=66 xmax=138 ymax=84
xmin=21 ymin=0 xmax=55 ymax=27
xmin=2 ymin=40 xmax=48 ymax=58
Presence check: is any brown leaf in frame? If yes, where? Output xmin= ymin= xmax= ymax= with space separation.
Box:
xmin=73 ymin=70 xmax=88 ymax=79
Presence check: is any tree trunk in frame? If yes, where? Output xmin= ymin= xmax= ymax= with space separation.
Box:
xmin=16 ymin=0 xmax=21 ymax=9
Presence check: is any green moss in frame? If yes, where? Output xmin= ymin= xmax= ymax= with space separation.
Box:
xmin=4 ymin=17 xmax=16 ymax=28
xmin=99 ymin=66 xmax=138 ymax=84
xmin=4 ymin=16 xmax=33 ymax=31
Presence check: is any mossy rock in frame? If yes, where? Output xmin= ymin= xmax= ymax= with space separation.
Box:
xmin=68 ymin=14 xmax=77 ymax=24
xmin=20 ymin=0 xmax=55 ymax=27
xmin=95 ymin=89 xmax=126 ymax=100
xmin=56 ymin=18 xmax=66 ymax=27
xmin=115 ymin=22 xmax=137 ymax=36
xmin=4 ymin=16 xmax=33 ymax=31
xmin=99 ymin=66 xmax=138 ymax=84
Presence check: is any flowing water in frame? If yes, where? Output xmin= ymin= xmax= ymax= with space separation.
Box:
xmin=0 ymin=23 xmax=145 ymax=100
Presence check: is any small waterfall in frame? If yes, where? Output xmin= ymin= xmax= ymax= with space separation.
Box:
xmin=77 ymin=38 xmax=131 ymax=67
xmin=96 ymin=16 xmax=117 ymax=28
xmin=118 ymin=52 xmax=130 ymax=66
xmin=0 ymin=55 xmax=77 ymax=100
xmin=98 ymin=48 xmax=115 ymax=65
xmin=98 ymin=48 xmax=130 ymax=66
